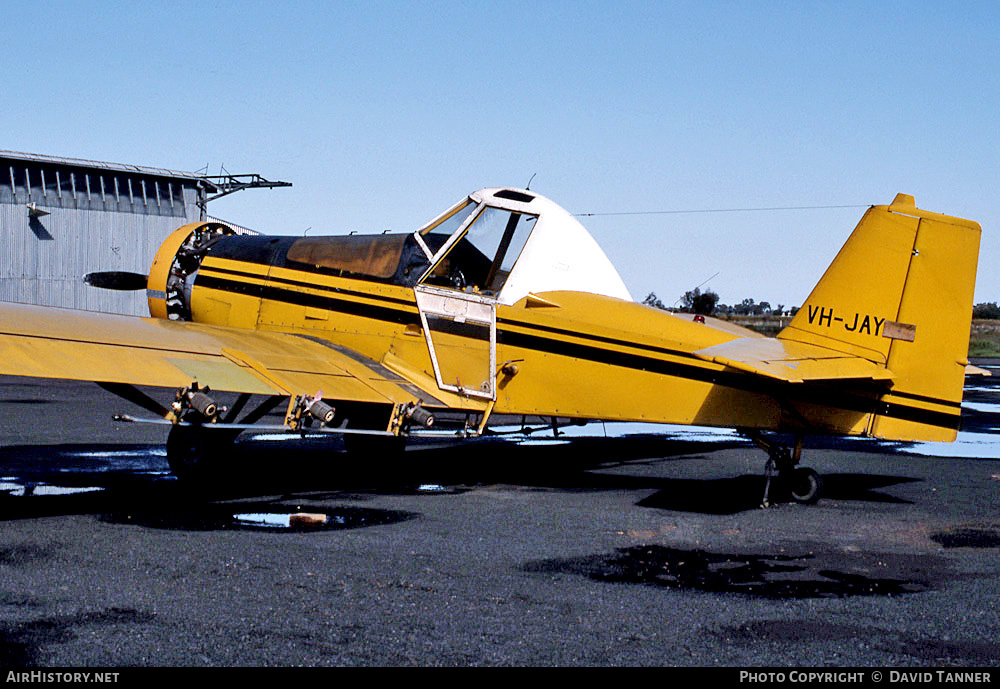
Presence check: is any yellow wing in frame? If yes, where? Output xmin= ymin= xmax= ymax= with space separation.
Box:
xmin=0 ymin=301 xmax=440 ymax=407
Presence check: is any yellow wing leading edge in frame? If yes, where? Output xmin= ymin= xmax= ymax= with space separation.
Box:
xmin=0 ymin=301 xmax=444 ymax=411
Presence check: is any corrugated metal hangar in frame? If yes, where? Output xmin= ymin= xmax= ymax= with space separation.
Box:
xmin=0 ymin=150 xmax=287 ymax=316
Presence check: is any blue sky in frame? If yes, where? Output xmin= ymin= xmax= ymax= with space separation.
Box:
xmin=2 ymin=0 xmax=997 ymax=308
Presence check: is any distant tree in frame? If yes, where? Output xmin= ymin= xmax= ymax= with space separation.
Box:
xmin=732 ymin=298 xmax=755 ymax=316
xmin=973 ymin=302 xmax=1000 ymax=319
xmin=642 ymin=292 xmax=667 ymax=310
xmin=680 ymin=288 xmax=720 ymax=316
xmin=642 ymin=290 xmax=795 ymax=318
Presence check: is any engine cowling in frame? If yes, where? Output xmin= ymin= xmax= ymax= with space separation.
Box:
xmin=146 ymin=222 xmax=236 ymax=320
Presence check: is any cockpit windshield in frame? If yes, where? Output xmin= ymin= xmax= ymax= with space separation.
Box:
xmin=418 ymin=199 xmax=479 ymax=238
xmin=417 ymin=203 xmax=537 ymax=294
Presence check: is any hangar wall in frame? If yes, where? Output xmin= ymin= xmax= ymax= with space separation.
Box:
xmin=0 ymin=150 xmax=213 ymax=316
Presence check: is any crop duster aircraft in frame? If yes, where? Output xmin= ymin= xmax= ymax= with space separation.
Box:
xmin=0 ymin=188 xmax=983 ymax=505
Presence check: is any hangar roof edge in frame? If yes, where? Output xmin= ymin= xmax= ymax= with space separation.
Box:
xmin=0 ymin=149 xmax=218 ymax=189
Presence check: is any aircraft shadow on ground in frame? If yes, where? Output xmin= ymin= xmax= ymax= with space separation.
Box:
xmin=0 ymin=436 xmax=918 ymax=522
xmin=0 ymin=440 xmax=423 ymax=531
xmin=636 ymin=473 xmax=919 ymax=515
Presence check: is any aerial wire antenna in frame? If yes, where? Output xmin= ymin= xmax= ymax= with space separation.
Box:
xmin=575 ymin=203 xmax=868 ymax=217
xmin=526 ymin=173 xmax=536 ymax=190
xmin=694 ymin=271 xmax=720 ymax=291
xmin=673 ymin=271 xmax=720 ymax=307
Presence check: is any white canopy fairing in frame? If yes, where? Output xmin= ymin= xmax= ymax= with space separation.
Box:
xmin=414 ymin=188 xmax=633 ymax=306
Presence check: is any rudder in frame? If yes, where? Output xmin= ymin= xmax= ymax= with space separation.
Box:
xmin=779 ymin=194 xmax=981 ymax=441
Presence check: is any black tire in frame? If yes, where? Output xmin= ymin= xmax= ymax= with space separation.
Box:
xmin=166 ymin=425 xmax=241 ymax=483
xmin=787 ymin=466 xmax=823 ymax=504
xmin=340 ymin=405 xmax=406 ymax=460
xmin=342 ymin=432 xmax=406 ymax=459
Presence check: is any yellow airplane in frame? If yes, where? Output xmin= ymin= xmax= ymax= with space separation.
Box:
xmin=0 ymin=188 xmax=983 ymax=505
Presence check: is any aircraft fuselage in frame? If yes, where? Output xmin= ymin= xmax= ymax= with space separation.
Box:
xmin=184 ymin=236 xmax=875 ymax=436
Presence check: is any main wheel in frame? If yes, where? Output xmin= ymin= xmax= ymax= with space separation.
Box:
xmin=166 ymin=425 xmax=241 ymax=483
xmin=340 ymin=406 xmax=406 ymax=460
xmin=787 ymin=466 xmax=823 ymax=504
xmin=342 ymin=432 xmax=406 ymax=458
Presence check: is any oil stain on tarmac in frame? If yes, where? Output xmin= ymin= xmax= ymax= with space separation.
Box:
xmin=524 ymin=544 xmax=941 ymax=599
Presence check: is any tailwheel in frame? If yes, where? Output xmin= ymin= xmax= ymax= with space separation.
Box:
xmin=748 ymin=432 xmax=823 ymax=507
xmin=166 ymin=424 xmax=241 ymax=483
xmin=786 ymin=466 xmax=823 ymax=504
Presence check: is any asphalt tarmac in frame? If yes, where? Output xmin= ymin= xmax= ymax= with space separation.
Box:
xmin=0 ymin=375 xmax=998 ymax=667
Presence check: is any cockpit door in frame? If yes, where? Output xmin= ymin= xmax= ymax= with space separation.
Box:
xmin=413 ymin=285 xmax=496 ymax=400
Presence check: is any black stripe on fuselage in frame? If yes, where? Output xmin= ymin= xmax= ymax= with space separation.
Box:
xmin=196 ymin=273 xmax=419 ymax=327
xmin=882 ymin=389 xmax=964 ymax=409
xmin=193 ymin=269 xmax=961 ymax=431
xmin=200 ymin=264 xmax=415 ymax=308
xmin=203 ymin=263 xmax=710 ymax=361
xmin=494 ymin=327 xmax=959 ymax=431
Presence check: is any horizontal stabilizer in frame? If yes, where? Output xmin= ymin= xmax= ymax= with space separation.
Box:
xmin=693 ymin=338 xmax=895 ymax=384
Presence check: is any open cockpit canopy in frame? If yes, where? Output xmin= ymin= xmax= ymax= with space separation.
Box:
xmin=278 ymin=188 xmax=633 ymax=305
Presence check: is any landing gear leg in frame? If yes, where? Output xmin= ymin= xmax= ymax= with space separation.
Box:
xmin=749 ymin=433 xmax=823 ymax=507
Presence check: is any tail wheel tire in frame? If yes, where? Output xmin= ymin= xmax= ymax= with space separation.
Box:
xmin=787 ymin=467 xmax=823 ymax=504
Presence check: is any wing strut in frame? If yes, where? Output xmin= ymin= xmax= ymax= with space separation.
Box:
xmin=98 ymin=382 xmax=170 ymax=419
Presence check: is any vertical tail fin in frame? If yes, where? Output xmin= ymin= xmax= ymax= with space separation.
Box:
xmin=778 ymin=194 xmax=981 ymax=441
